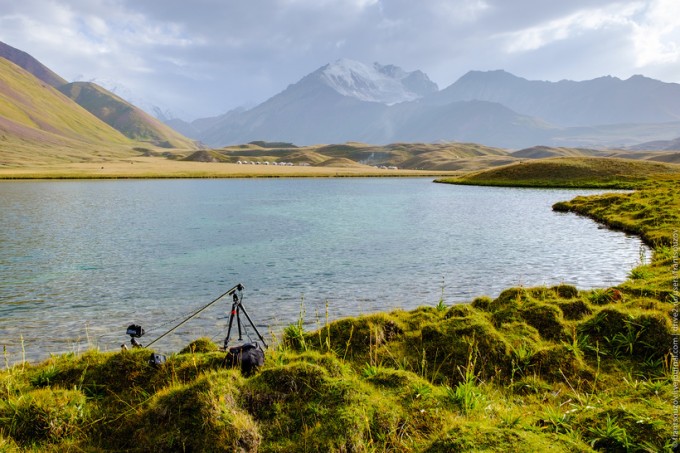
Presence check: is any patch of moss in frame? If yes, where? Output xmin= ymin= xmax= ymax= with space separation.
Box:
xmin=425 ymin=421 xmax=591 ymax=452
xmin=471 ymin=295 xmax=492 ymax=311
xmin=492 ymin=287 xmax=531 ymax=308
xmin=577 ymin=308 xmax=631 ymax=347
xmin=0 ymin=387 xmax=88 ymax=445
xmin=0 ymin=433 xmax=19 ymax=452
xmin=576 ymin=407 xmax=670 ymax=452
xmin=576 ymin=307 xmax=671 ymax=360
xmin=529 ymin=344 xmax=593 ymax=382
xmin=240 ymin=355 xmax=395 ymax=452
xmin=133 ymin=371 xmax=260 ymax=453
xmin=178 ymin=337 xmax=220 ymax=354
xmin=364 ymin=366 xmax=420 ymax=389
xmin=631 ymin=311 xmax=672 ymax=359
xmin=421 ymin=315 xmax=511 ymax=382
xmin=519 ymin=302 xmax=566 ymax=342
xmin=445 ymin=303 xmax=477 ymax=319
xmin=498 ymin=321 xmax=543 ymax=346
xmin=510 ymin=375 xmax=553 ymax=395
xmin=552 ymin=284 xmax=579 ymax=299
xmin=394 ymin=306 xmax=445 ymax=331
xmin=38 ymin=348 xmax=226 ymax=399
xmin=557 ymin=299 xmax=592 ymax=320
xmin=306 ymin=312 xmax=405 ymax=360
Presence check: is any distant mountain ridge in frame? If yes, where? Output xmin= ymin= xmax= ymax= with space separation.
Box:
xmin=627 ymin=136 xmax=680 ymax=151
xmin=318 ymin=59 xmax=438 ymax=104
xmin=437 ymin=70 xmax=680 ymax=126
xmin=2 ymin=39 xmax=679 ymax=151
xmin=188 ymin=60 xmax=560 ymax=148
xmin=180 ymin=61 xmax=680 ymax=148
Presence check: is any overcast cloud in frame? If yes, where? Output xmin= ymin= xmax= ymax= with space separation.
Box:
xmin=1 ymin=0 xmax=679 ymax=119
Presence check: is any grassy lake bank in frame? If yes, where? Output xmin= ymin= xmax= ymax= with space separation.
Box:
xmin=435 ymin=156 xmax=680 ymax=189
xmin=1 ymin=163 xmax=678 ymax=452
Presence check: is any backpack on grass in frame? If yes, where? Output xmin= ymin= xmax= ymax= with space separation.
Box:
xmin=225 ymin=342 xmax=264 ymax=376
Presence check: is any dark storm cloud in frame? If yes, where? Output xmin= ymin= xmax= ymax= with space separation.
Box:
xmin=0 ymin=0 xmax=678 ymax=119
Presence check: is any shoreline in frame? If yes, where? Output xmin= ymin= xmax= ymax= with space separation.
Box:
xmin=0 ymin=156 xmax=459 ymax=180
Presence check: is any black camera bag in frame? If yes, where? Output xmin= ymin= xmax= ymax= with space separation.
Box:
xmin=148 ymin=353 xmax=166 ymax=368
xmin=226 ymin=343 xmax=264 ymax=376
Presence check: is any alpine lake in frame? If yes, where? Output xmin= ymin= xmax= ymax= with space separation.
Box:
xmin=0 ymin=178 xmax=649 ymax=363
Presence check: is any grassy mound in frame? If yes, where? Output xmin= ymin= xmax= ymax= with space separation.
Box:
xmin=318 ymin=157 xmax=370 ymax=168
xmin=436 ymin=156 xmax=680 ymax=188
xmin=510 ymin=146 xmax=609 ymax=159
xmin=181 ymin=150 xmax=231 ymax=163
xmin=1 ymin=176 xmax=678 ymax=451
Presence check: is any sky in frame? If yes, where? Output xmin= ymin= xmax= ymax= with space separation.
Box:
xmin=1 ymin=0 xmax=679 ymax=120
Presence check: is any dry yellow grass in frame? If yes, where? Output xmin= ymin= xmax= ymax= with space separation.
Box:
xmin=0 ymin=156 xmax=459 ymax=179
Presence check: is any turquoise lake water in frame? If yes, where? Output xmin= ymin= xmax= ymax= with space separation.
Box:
xmin=0 ymin=178 xmax=648 ymax=362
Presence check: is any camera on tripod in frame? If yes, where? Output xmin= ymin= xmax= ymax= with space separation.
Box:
xmin=126 ymin=324 xmax=144 ymax=338
xmin=126 ymin=324 xmax=144 ymax=348
xmin=123 ymin=283 xmax=267 ymax=375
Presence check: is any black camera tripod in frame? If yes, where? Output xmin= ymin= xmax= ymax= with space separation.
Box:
xmin=137 ymin=283 xmax=268 ymax=350
xmin=224 ymin=284 xmax=268 ymax=349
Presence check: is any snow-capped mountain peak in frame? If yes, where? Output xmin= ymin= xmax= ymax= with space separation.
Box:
xmin=318 ymin=59 xmax=438 ymax=105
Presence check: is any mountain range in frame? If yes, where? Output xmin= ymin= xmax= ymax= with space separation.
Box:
xmin=2 ymin=39 xmax=680 ymax=157
xmin=171 ymin=59 xmax=680 ymax=149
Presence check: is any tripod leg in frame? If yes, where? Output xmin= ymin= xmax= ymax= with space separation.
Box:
xmin=224 ymin=302 xmax=237 ymax=349
xmin=239 ymin=304 xmax=268 ymax=348
xmin=236 ymin=306 xmax=243 ymax=341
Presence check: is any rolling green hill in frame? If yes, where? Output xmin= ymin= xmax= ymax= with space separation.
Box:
xmin=186 ymin=141 xmax=511 ymax=170
xmin=0 ymin=58 xmax=132 ymax=156
xmin=0 ymin=41 xmax=67 ymax=88
xmin=59 ymin=82 xmax=197 ymax=149
xmin=0 ymin=40 xmax=197 ymax=165
xmin=510 ymin=145 xmax=609 ymax=159
xmin=436 ymin=156 xmax=680 ymax=188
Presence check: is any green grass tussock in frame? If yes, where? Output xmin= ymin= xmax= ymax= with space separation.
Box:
xmin=134 ymin=371 xmax=260 ymax=452
xmin=178 ymin=337 xmax=220 ymax=354
xmin=425 ymin=421 xmax=592 ymax=452
xmin=0 ymin=387 xmax=88 ymax=446
xmin=1 ymin=175 xmax=678 ymax=451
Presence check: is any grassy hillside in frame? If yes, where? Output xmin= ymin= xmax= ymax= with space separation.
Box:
xmin=191 ymin=141 xmax=510 ymax=171
xmin=436 ymin=156 xmax=680 ymax=188
xmin=0 ymin=59 xmax=131 ymax=146
xmin=180 ymin=150 xmax=231 ymax=163
xmin=1 ymin=174 xmax=677 ymax=451
xmin=0 ymin=59 xmax=142 ymax=166
xmin=59 ymin=82 xmax=197 ymax=150
xmin=317 ymin=157 xmax=371 ymax=168
xmin=510 ymin=146 xmax=609 ymax=159
xmin=0 ymin=41 xmax=67 ymax=88
xmin=191 ymin=143 xmax=679 ymax=174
